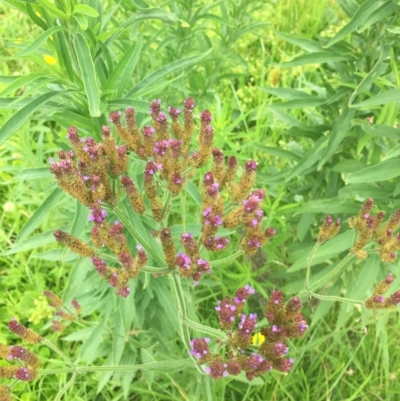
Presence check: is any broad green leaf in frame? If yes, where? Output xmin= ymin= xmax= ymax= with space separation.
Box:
xmin=26 ymin=3 xmax=47 ymax=30
xmin=18 ymin=188 xmax=64 ymax=241
xmin=253 ymin=145 xmax=300 ymax=161
xmin=347 ymin=159 xmax=400 ymax=184
xmin=2 ymin=229 xmax=58 ymax=255
xmin=123 ymin=7 xmax=180 ymax=26
xmin=359 ymin=2 xmax=399 ymax=32
xmin=351 ymin=89 xmax=400 ymax=108
xmin=80 ymin=320 xmax=106 ymax=363
xmin=36 ymin=0 xmax=69 ymax=20
xmin=73 ymin=4 xmax=99 ymax=17
xmin=74 ymin=13 xmax=88 ymax=30
xmin=295 ymin=198 xmax=359 ymax=215
xmin=0 ymin=91 xmax=63 ymax=145
xmin=259 ymin=87 xmax=316 ymax=100
xmin=14 ymin=167 xmax=52 ymax=180
xmin=317 ymin=106 xmax=356 ymax=169
xmin=120 ymin=351 xmax=137 ymax=399
xmin=273 ymin=30 xmax=323 ymax=52
xmin=104 ymin=37 xmax=142 ymax=94
xmin=0 ymin=73 xmax=48 ymax=97
xmin=286 ymin=137 xmax=327 ymax=181
xmin=14 ymin=26 xmax=64 ymax=57
xmin=107 ymin=98 xmax=149 ymax=113
xmin=288 ymin=230 xmax=353 ymax=272
xmin=278 ymin=52 xmax=353 ymax=68
xmin=267 ymin=98 xmax=327 ymax=109
xmin=339 ymin=184 xmax=392 ymax=200
xmin=361 ymin=124 xmax=400 ymax=140
xmin=332 ymin=160 xmax=366 ymax=173
xmin=33 ymin=249 xmax=78 ymax=262
xmin=125 ymin=48 xmax=212 ymax=98
xmin=382 ymin=143 xmax=400 ymax=161
xmin=336 ymin=0 xmax=359 ymax=17
xmin=327 ymin=0 xmax=384 ymax=47
xmin=349 ymin=43 xmax=390 ymax=106
xmin=73 ymin=33 xmax=101 ymax=117
xmin=131 ymin=0 xmax=149 ymax=7
xmin=70 ymin=200 xmax=89 ymax=237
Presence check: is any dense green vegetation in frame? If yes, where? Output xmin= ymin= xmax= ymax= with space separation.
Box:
xmin=1 ymin=0 xmax=400 ymax=400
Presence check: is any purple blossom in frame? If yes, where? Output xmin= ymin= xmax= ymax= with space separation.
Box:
xmin=88 ymin=208 xmax=107 ymax=223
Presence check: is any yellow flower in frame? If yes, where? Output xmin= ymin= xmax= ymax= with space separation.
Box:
xmin=14 ymin=38 xmax=22 ymax=44
xmin=44 ymin=55 xmax=57 ymax=65
xmin=252 ymin=332 xmax=265 ymax=346
xmin=35 ymin=12 xmax=42 ymax=17
xmin=28 ymin=296 xmax=53 ymax=325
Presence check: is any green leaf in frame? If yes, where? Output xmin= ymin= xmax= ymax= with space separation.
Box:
xmin=317 ymin=106 xmax=356 ymax=169
xmin=351 ymin=89 xmax=400 ymax=108
xmin=131 ymin=0 xmax=149 ymax=8
xmin=327 ymin=0 xmax=385 ymax=47
xmin=346 ymin=159 xmax=400 ymax=183
xmin=359 ymin=2 xmax=399 ymax=32
xmin=295 ymin=198 xmax=360 ymax=215
xmin=361 ymin=123 xmax=400 ymax=140
xmin=70 ymin=200 xmax=89 ymax=237
xmin=123 ymin=7 xmax=180 ymax=26
xmin=288 ymin=230 xmax=354 ymax=272
xmin=259 ymin=87 xmax=316 ymax=100
xmin=339 ymin=184 xmax=392 ymax=200
xmin=125 ymin=48 xmax=212 ymax=98
xmin=267 ymin=98 xmax=327 ymax=109
xmin=286 ymin=137 xmax=327 ymax=181
xmin=74 ymin=13 xmax=88 ymax=30
xmin=382 ymin=143 xmax=400 ymax=161
xmin=14 ymin=26 xmax=64 ymax=57
xmin=2 ymin=229 xmax=57 ymax=256
xmin=73 ymin=4 xmax=99 ymax=17
xmin=104 ymin=36 xmax=142 ymax=94
xmin=14 ymin=167 xmax=52 ymax=180
xmin=18 ymin=188 xmax=64 ymax=241
xmin=73 ymin=33 xmax=101 ymax=117
xmin=36 ymin=0 xmax=70 ymax=20
xmin=349 ymin=42 xmax=390 ymax=106
xmin=273 ymin=30 xmax=323 ymax=52
xmin=0 ymin=91 xmax=63 ymax=145
xmin=0 ymin=73 xmax=48 ymax=97
xmin=107 ymin=98 xmax=149 ymax=112
xmin=278 ymin=52 xmax=353 ymax=68
xmin=33 ymin=249 xmax=78 ymax=262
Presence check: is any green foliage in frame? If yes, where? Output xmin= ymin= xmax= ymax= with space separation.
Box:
xmin=1 ymin=0 xmax=400 ymax=400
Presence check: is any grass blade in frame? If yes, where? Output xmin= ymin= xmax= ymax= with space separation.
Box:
xmin=327 ymin=0 xmax=384 ymax=47
xmin=18 ymin=187 xmax=64 ymax=241
xmin=73 ymin=33 xmax=101 ymax=117
xmin=14 ymin=26 xmax=65 ymax=57
xmin=125 ymin=48 xmax=212 ymax=98
xmin=0 ymin=90 xmax=63 ymax=145
xmin=278 ymin=52 xmax=353 ymax=68
xmin=351 ymin=89 xmax=400 ymax=108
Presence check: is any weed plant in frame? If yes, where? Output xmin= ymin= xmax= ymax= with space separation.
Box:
xmin=1 ymin=1 xmax=400 ymax=400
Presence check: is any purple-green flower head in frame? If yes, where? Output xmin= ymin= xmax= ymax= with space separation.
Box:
xmin=156 ymin=112 xmax=167 ymax=123
xmin=168 ymin=106 xmax=181 ymax=117
xmin=248 ymin=237 xmax=261 ymax=248
xmin=197 ymin=259 xmax=211 ymax=273
xmin=299 ymin=323 xmax=308 ymax=332
xmin=238 ymin=313 xmax=257 ymax=333
xmin=274 ymin=342 xmax=289 ymax=356
xmin=272 ymin=325 xmax=280 ymax=333
xmin=373 ymin=295 xmax=385 ymax=303
xmin=214 ymin=237 xmax=229 ymax=250
xmin=245 ymin=160 xmax=258 ymax=173
xmin=150 ymin=99 xmax=161 ymax=114
xmin=184 ymin=97 xmax=195 ymax=111
xmin=189 ymin=338 xmax=209 ymax=360
xmin=203 ymin=172 xmax=214 ymax=185
xmin=200 ymin=110 xmax=212 ymax=123
xmin=88 ymin=208 xmax=107 ymax=223
xmin=143 ymin=125 xmax=156 ymax=137
xmin=116 ymin=287 xmax=131 ymax=298
xmin=176 ymin=253 xmax=191 ymax=269
xmin=207 ymin=183 xmax=219 ymax=197
xmin=145 ymin=161 xmax=162 ymax=178
xmin=109 ymin=110 xmax=122 ymax=123
xmin=154 ymin=140 xmax=169 ymax=156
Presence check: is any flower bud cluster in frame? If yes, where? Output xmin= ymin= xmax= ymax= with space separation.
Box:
xmin=190 ymin=286 xmax=306 ymax=380
xmin=348 ymin=198 xmax=400 ymax=262
xmin=1 ymin=320 xmax=42 ymax=386
xmin=317 ymin=215 xmax=341 ymax=244
xmin=42 ymin=291 xmax=81 ymax=332
xmin=52 ymin=98 xmax=275 ymax=291
xmin=365 ymin=274 xmax=400 ymax=309
xmin=0 ymin=385 xmax=12 ymax=401
xmin=260 ymin=292 xmax=307 ymax=372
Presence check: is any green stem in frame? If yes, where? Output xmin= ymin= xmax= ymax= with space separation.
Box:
xmin=169 ymin=273 xmax=204 ymax=375
xmin=54 ymin=371 xmax=77 ymax=401
xmin=41 ymin=339 xmax=76 ymax=371
xmin=305 ymin=243 xmax=320 ymax=292
xmin=181 ymin=189 xmax=187 ymax=232
xmin=182 ymin=318 xmax=228 ymax=340
xmin=37 ymin=359 xmax=193 ymax=376
xmin=308 ymin=291 xmax=364 ymax=305
xmin=211 ymin=250 xmax=243 ymax=267
xmin=298 ymin=253 xmax=355 ymax=298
